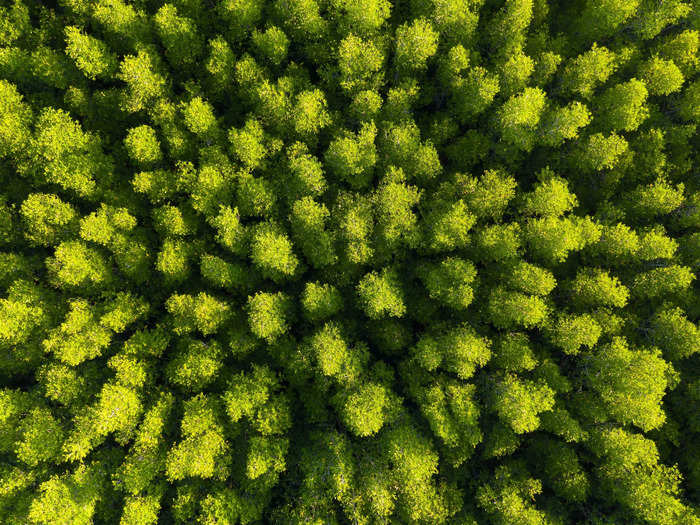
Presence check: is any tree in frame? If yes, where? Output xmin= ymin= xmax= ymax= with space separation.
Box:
xmin=42 ymin=299 xmax=111 ymax=366
xmin=204 ymin=36 xmax=236 ymax=97
xmin=373 ymin=171 xmax=422 ymax=253
xmin=462 ymin=169 xmax=517 ymax=220
xmin=589 ymin=427 xmax=697 ymax=525
xmin=252 ymin=26 xmax=289 ymax=66
xmin=639 ymin=56 xmax=685 ymax=95
xmin=154 ymin=4 xmax=203 ymax=68
xmin=25 ymin=45 xmax=79 ymax=90
xmin=0 ymin=0 xmax=30 ymax=47
xmin=422 ymin=198 xmax=476 ymax=252
xmin=301 ymin=282 xmax=343 ymax=322
xmin=487 ymin=0 xmax=534 ymax=55
xmin=113 ymin=392 xmax=173 ymax=496
xmin=575 ymin=132 xmax=630 ymax=172
xmin=292 ymin=89 xmax=331 ymax=140
xmin=585 ymin=336 xmax=674 ymax=431
xmin=380 ymin=121 xmax=441 ymax=182
xmin=590 ymin=222 xmax=640 ymax=263
xmin=325 ymin=123 xmax=377 ymax=188
xmin=419 ymin=257 xmax=477 ymax=310
xmin=181 ymin=97 xmax=218 ymax=139
xmin=568 ymin=268 xmax=629 ymax=308
xmin=451 ymin=65 xmax=500 ymax=121
xmin=79 ymin=204 xmax=137 ymax=248
xmin=117 ymin=50 xmax=168 ymax=113
xmin=124 ymin=125 xmax=162 ymax=166
xmin=498 ymin=51 xmax=534 ymax=97
xmin=333 ymin=192 xmax=375 ymax=265
xmin=20 ymin=194 xmax=77 ymax=247
xmin=246 ymin=435 xmax=289 ymax=479
xmin=247 ymin=292 xmax=293 ymax=343
xmin=152 ymin=204 xmax=197 ymax=238
xmin=228 ymin=118 xmax=268 ymax=171
xmin=349 ymin=89 xmax=383 ymax=122
xmin=505 ymin=261 xmax=556 ymax=296
xmin=560 ymin=44 xmax=617 ymax=99
xmin=219 ymin=0 xmax=264 ymax=42
xmin=491 ymin=375 xmax=555 ymax=434
xmin=523 ymin=216 xmax=601 ymax=264
xmin=632 ymin=0 xmax=692 ymax=41
xmin=308 ymin=322 xmax=367 ymax=383
xmin=30 ymin=108 xmax=112 ymax=198
xmin=532 ymin=50 xmax=562 ymax=87
xmin=165 ymin=395 xmax=229 ymax=481
xmin=155 ymin=238 xmax=194 ymax=284
xmin=475 ymin=222 xmax=522 ymax=261
xmin=476 ymin=462 xmax=550 ymax=524
xmin=519 ymin=171 xmax=578 ymax=216
xmin=657 ymin=29 xmax=699 ymax=77
xmin=120 ymin=494 xmax=161 ymax=525
xmin=337 ymin=35 xmax=384 ymax=93
xmin=64 ymin=26 xmax=117 ymax=80
xmin=428 ymin=0 xmax=478 ymax=48
xmin=330 ymin=0 xmax=392 ymax=36
xmin=637 ymin=226 xmax=678 ymax=261
xmin=538 ymin=101 xmax=591 ymax=147
xmin=414 ymin=377 xmax=482 ymax=466
xmin=579 ymin=0 xmax=640 ymax=43
xmin=100 ymin=292 xmax=148 ymax=333
xmin=357 ymin=267 xmax=406 ymax=319
xmin=679 ymin=80 xmax=700 ymax=122
xmin=626 ymin=177 xmax=685 ymax=219
xmin=547 ymin=313 xmax=602 ymax=354
xmin=166 ymin=338 xmax=223 ymax=392
xmin=209 ymin=205 xmax=247 ymax=256
xmin=595 ymin=78 xmax=649 ymax=132
xmin=223 ymin=364 xmax=291 ymax=434
xmin=92 ymin=383 xmax=143 ymax=438
xmin=650 ymin=307 xmax=700 ymax=360
xmin=415 ymin=324 xmax=491 ymax=379
xmin=0 ymin=80 xmax=32 ymax=159
xmin=15 ymin=407 xmax=64 ymax=467
xmin=290 ymin=197 xmax=337 ymax=268
xmin=91 ymin=0 xmax=151 ymax=51
xmin=273 ymin=0 xmax=328 ymax=42
xmin=488 ymin=288 xmax=549 ymax=329
xmin=530 ymin=438 xmax=590 ymax=503
xmin=494 ymin=87 xmax=547 ymax=152
xmin=338 ymin=382 xmax=391 ymax=436
xmin=165 ymin=293 xmax=231 ymax=336
xmin=46 ymin=241 xmax=112 ymax=291
xmin=250 ymin=222 xmax=300 ymax=282
xmin=490 ymin=333 xmax=538 ymax=372
xmin=28 ymin=464 xmax=104 ymax=525
xmin=285 ymin=142 xmax=327 ymax=198
xmin=394 ymin=18 xmax=439 ymax=72
xmin=381 ymin=423 xmax=462 ymax=523
xmin=631 ymin=265 xmax=695 ymax=300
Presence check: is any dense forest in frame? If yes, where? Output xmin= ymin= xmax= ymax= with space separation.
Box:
xmin=0 ymin=0 xmax=699 ymax=523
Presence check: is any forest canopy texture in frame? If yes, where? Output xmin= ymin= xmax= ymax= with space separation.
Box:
xmin=0 ymin=0 xmax=699 ymax=523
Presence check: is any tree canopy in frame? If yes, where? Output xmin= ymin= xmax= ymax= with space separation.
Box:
xmin=0 ymin=0 xmax=697 ymax=524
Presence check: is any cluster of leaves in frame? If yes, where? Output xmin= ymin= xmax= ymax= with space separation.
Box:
xmin=0 ymin=0 xmax=699 ymax=523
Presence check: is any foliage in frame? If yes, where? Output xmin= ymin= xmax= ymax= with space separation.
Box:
xmin=0 ymin=1 xmax=697 ymax=524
